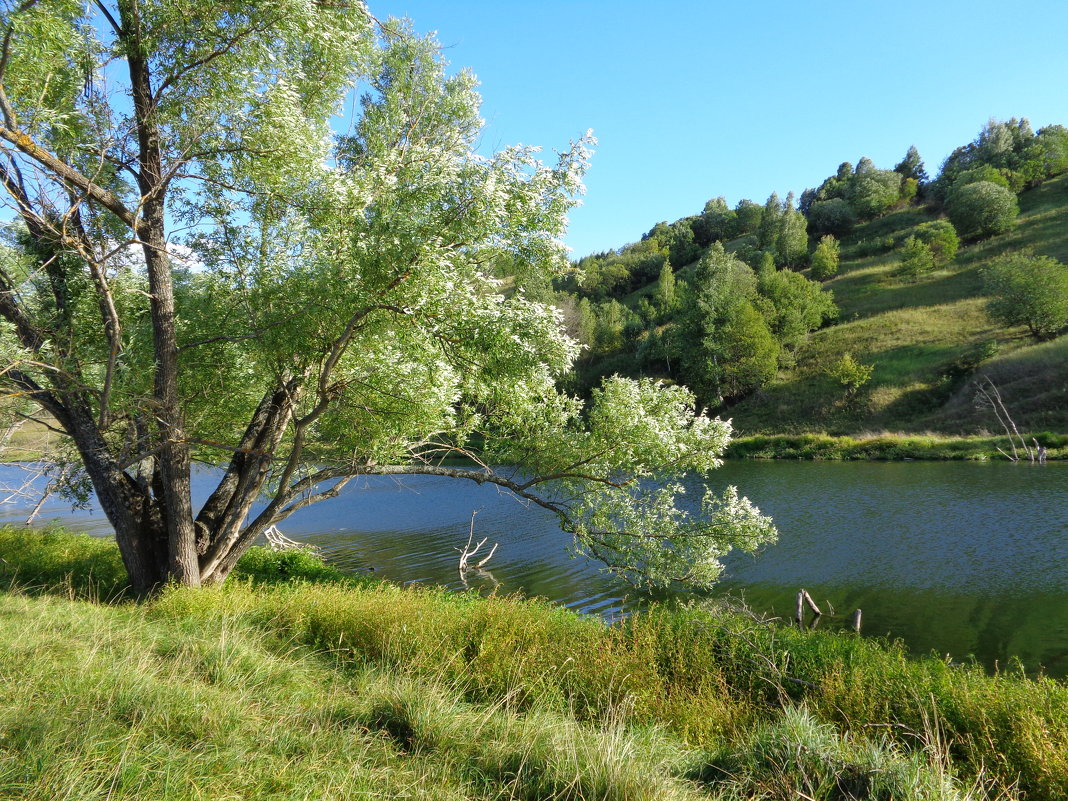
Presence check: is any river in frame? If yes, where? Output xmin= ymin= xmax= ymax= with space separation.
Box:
xmin=2 ymin=460 xmax=1066 ymax=676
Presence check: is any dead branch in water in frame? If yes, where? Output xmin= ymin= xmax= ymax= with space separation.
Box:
xmin=456 ymin=510 xmax=498 ymax=572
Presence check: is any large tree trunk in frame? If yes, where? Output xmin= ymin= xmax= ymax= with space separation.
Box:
xmin=121 ymin=8 xmax=200 ymax=587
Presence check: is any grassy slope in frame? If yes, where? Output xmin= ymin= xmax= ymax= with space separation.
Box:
xmin=727 ymin=174 xmax=1068 ymax=437
xmin=3 ymin=526 xmax=1068 ymax=800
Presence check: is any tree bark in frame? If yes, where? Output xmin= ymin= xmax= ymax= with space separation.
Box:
xmin=122 ymin=2 xmax=199 ymax=587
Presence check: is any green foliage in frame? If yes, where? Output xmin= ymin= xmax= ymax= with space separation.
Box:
xmin=733 ymin=198 xmax=764 ymax=235
xmin=777 ymin=193 xmax=809 ymax=267
xmin=724 ymin=432 xmax=1061 ymax=460
xmin=691 ymin=196 xmax=738 ymax=246
xmin=810 ymin=235 xmax=841 ymax=280
xmin=827 ymin=352 xmax=874 ymax=394
xmin=672 ymin=245 xmax=780 ymax=404
xmin=5 ymin=527 xmax=1068 ymax=798
xmin=757 ymin=192 xmax=808 ymax=267
xmin=0 ymin=524 xmax=129 ymax=600
xmin=1022 ymin=124 xmax=1068 ymax=185
xmin=896 ymin=236 xmax=935 ymax=278
xmin=945 ymin=181 xmax=1019 ymax=239
xmin=845 ymin=167 xmax=904 ymax=220
xmin=982 ymin=251 xmax=1068 ymax=339
xmin=912 ymin=220 xmax=960 ymax=266
xmin=757 ymin=192 xmax=783 ymax=251
xmin=807 ymin=198 xmax=858 ymax=237
xmin=715 ymin=300 xmax=781 ymax=400
xmin=230 ymin=546 xmax=350 ymax=585
xmin=934 ymin=118 xmax=1049 ymax=200
xmin=894 ymin=145 xmax=929 ymax=184
xmin=696 ymin=706 xmax=958 ymax=800
xmin=656 ymin=259 xmax=677 ymax=313
xmin=756 ymin=269 xmax=838 ymax=351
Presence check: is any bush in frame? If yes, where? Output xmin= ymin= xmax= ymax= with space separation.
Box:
xmin=945 ymin=181 xmax=1019 ymax=240
xmin=827 ymin=352 xmax=874 ymax=394
xmin=810 ymin=235 xmax=840 ymax=280
xmin=912 ymin=219 xmax=959 ymax=266
xmin=982 ymin=251 xmax=1068 ymax=339
xmin=896 ymin=236 xmax=935 ymax=278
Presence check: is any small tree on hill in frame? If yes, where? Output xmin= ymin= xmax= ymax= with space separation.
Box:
xmin=896 ymin=236 xmax=935 ymax=278
xmin=982 ymin=252 xmax=1068 ymax=339
xmin=945 ymin=181 xmax=1019 ymax=240
xmin=656 ymin=260 xmax=677 ymax=314
xmin=913 ymin=220 xmax=959 ymax=266
xmin=810 ymin=235 xmax=841 ymax=280
xmin=807 ymin=198 xmax=856 ymax=237
xmin=827 ymin=353 xmax=874 ymax=395
xmin=894 ymin=145 xmax=928 ymax=184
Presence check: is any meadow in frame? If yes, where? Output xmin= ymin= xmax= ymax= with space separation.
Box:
xmin=1 ymin=526 xmax=1066 ymax=800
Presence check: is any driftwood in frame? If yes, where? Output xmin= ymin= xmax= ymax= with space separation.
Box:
xmin=974 ymin=377 xmax=1044 ymax=463
xmin=794 ymin=590 xmax=861 ymax=634
xmin=456 ymin=510 xmax=498 ymax=573
xmin=264 ymin=525 xmax=316 ymax=552
xmin=795 ymin=589 xmax=822 ymax=624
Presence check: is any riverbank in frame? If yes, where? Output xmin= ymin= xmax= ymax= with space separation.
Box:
xmin=725 ymin=431 xmax=1068 ymax=460
xmin=1 ymin=526 xmax=1066 ymax=799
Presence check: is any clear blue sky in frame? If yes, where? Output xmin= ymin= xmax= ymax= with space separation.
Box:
xmin=377 ymin=1 xmax=1068 ymax=259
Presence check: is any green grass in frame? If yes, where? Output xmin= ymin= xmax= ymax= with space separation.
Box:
xmin=0 ymin=418 xmax=57 ymax=461
xmin=725 ymin=431 xmax=1068 ymax=460
xmin=1 ymin=526 xmax=1066 ymax=799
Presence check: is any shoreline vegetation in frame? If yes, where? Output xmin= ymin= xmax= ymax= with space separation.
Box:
xmin=725 ymin=431 xmax=1068 ymax=460
xmin=1 ymin=526 xmax=1065 ymax=800
xmin=5 ymin=424 xmax=1066 ymax=465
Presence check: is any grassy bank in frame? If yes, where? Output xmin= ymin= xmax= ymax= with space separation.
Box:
xmin=725 ymin=431 xmax=1068 ymax=460
xmin=1 ymin=527 xmax=1065 ymax=799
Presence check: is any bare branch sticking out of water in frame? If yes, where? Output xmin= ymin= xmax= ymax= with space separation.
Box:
xmin=457 ymin=510 xmax=498 ymax=572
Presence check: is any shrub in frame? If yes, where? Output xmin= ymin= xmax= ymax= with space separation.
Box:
xmin=982 ymin=251 xmax=1068 ymax=339
xmin=912 ymin=220 xmax=959 ymax=266
xmin=810 ymin=235 xmax=840 ymax=280
xmin=844 ymin=169 xmax=903 ymax=220
xmin=827 ymin=352 xmax=874 ymax=394
xmin=945 ymin=181 xmax=1019 ymax=240
xmin=896 ymin=236 xmax=935 ymax=278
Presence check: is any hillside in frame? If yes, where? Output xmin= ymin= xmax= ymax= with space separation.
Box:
xmin=731 ymin=172 xmax=1068 ymax=436
xmin=557 ymin=121 xmax=1068 ymax=444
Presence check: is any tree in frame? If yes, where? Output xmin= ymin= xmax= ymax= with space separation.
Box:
xmin=810 ymin=235 xmax=841 ymax=280
xmin=734 ymin=199 xmax=764 ymax=235
xmin=776 ymin=192 xmax=808 ymax=268
xmin=806 ymin=198 xmax=856 ymax=237
xmin=844 ymin=168 xmax=903 ymax=220
xmin=945 ymin=181 xmax=1019 ymax=240
xmin=757 ymin=192 xmax=783 ymax=252
xmin=691 ymin=196 xmax=737 ymax=246
xmin=655 ymin=259 xmax=677 ymax=314
xmin=912 ymin=220 xmax=959 ymax=266
xmin=827 ymin=353 xmax=873 ymax=395
xmin=671 ymin=245 xmax=778 ymax=403
xmin=755 ymin=268 xmax=837 ymax=351
xmin=0 ymin=2 xmax=774 ymax=594
xmin=982 ymin=252 xmax=1068 ymax=339
xmin=896 ymin=236 xmax=935 ymax=278
xmin=894 ymin=145 xmax=928 ymax=184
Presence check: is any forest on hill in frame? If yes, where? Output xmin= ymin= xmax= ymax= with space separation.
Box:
xmin=530 ymin=118 xmax=1068 ymax=440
